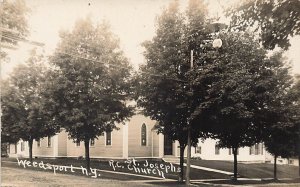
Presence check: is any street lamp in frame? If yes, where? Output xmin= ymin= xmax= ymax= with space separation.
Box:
xmin=212 ymin=38 xmax=223 ymax=48
xmin=185 ymin=28 xmax=223 ymax=185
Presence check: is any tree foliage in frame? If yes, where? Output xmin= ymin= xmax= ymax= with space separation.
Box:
xmin=0 ymin=0 xmax=29 ymax=58
xmin=291 ymin=76 xmax=300 ymax=157
xmin=1 ymin=50 xmax=59 ymax=161
xmin=192 ymin=32 xmax=263 ymax=147
xmin=139 ymin=1 xmax=189 ymax=143
xmin=137 ymin=0 xmax=212 ymax=181
xmin=46 ymin=18 xmax=134 ymax=171
xmin=190 ymin=32 xmax=293 ymax=179
xmin=254 ymin=52 xmax=295 ymax=179
xmin=1 ymin=80 xmax=23 ymax=143
xmin=227 ymin=0 xmax=300 ymax=50
xmin=286 ymin=75 xmax=300 ymax=176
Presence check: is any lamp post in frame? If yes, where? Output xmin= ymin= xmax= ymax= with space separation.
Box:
xmin=185 ymin=37 xmax=222 ymax=185
xmin=212 ymin=38 xmax=223 ymax=48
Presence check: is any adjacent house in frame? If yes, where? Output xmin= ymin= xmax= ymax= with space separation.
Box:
xmin=9 ymin=113 xmax=271 ymax=163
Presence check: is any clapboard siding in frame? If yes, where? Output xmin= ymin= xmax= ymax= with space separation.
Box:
xmin=152 ymin=130 xmax=160 ymax=157
xmin=32 ymin=136 xmax=55 ymax=157
xmin=90 ymin=124 xmax=123 ymax=157
xmin=57 ymin=130 xmax=68 ymax=156
xmin=128 ymin=114 xmax=156 ymax=157
xmin=9 ymin=114 xmax=162 ymax=158
xmin=66 ymin=124 xmax=124 ymax=158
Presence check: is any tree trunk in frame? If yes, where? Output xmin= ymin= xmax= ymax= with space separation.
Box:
xmin=274 ymin=155 xmax=277 ymax=180
xmin=233 ymin=147 xmax=238 ymax=181
xmin=179 ymin=143 xmax=185 ymax=182
xmin=298 ymin=154 xmax=300 ymax=177
xmin=28 ymin=139 xmax=33 ymax=163
xmin=185 ymin=128 xmax=191 ymax=185
xmin=84 ymin=139 xmax=90 ymax=172
xmin=7 ymin=142 xmax=10 ymax=155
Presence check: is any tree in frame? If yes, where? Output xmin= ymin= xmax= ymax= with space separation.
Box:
xmin=1 ymin=0 xmax=30 ymax=147
xmin=0 ymin=0 xmax=30 ymax=58
xmin=137 ymin=0 xmax=211 ymax=181
xmin=288 ymin=75 xmax=300 ymax=176
xmin=138 ymin=2 xmax=189 ymax=181
xmin=46 ymin=18 xmax=134 ymax=172
xmin=227 ymin=0 xmax=300 ymax=50
xmin=1 ymin=50 xmax=59 ymax=162
xmin=264 ymin=125 xmax=297 ymax=180
xmin=257 ymin=52 xmax=295 ymax=180
xmin=191 ymin=32 xmax=293 ymax=180
xmin=1 ymin=80 xmax=23 ymax=144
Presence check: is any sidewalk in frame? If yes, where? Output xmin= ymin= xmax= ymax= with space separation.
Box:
xmin=178 ymin=163 xmax=234 ymax=175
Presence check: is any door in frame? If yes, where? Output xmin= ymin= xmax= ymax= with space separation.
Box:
xmin=164 ymin=135 xmax=173 ymax=155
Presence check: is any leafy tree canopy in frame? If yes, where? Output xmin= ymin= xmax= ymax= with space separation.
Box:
xmin=2 ymin=50 xmax=58 ymax=141
xmin=0 ymin=0 xmax=30 ymax=58
xmin=227 ymin=0 xmax=300 ymax=50
xmin=47 ymin=17 xmax=134 ymax=143
xmin=136 ymin=0 xmax=211 ymax=180
xmin=1 ymin=50 xmax=60 ymax=161
xmin=1 ymin=80 xmax=23 ymax=143
xmin=191 ymin=32 xmax=293 ymax=149
xmin=137 ymin=0 xmax=213 ymax=145
xmin=287 ymin=76 xmax=300 ymax=157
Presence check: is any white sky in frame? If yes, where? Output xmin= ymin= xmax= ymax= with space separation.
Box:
xmin=2 ymin=0 xmax=300 ymax=78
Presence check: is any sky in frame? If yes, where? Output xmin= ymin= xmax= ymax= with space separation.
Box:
xmin=2 ymin=0 xmax=300 ymax=78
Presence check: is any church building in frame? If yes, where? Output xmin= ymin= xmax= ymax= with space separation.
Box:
xmin=9 ymin=114 xmax=269 ymax=163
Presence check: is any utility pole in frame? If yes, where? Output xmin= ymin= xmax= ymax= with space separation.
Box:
xmin=185 ymin=49 xmax=193 ymax=185
xmin=185 ymin=37 xmax=222 ymax=185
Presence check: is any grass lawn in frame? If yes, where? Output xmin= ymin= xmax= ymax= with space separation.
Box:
xmin=2 ymin=167 xmax=194 ymax=187
xmin=1 ymin=157 xmax=229 ymax=180
xmin=2 ymin=157 xmax=300 ymax=186
xmin=4 ymin=157 xmax=298 ymax=180
xmin=190 ymin=159 xmax=299 ymax=179
xmin=193 ymin=178 xmax=300 ymax=187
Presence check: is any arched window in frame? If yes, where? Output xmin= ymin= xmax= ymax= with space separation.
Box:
xmin=21 ymin=142 xmax=25 ymax=151
xmin=141 ymin=123 xmax=147 ymax=146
